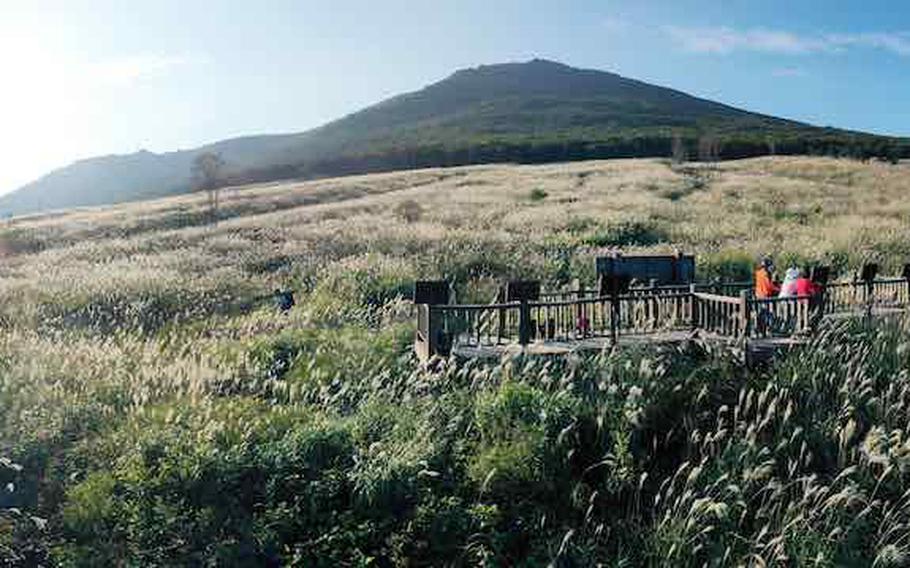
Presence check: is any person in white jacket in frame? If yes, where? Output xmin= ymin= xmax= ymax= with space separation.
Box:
xmin=779 ymin=267 xmax=800 ymax=298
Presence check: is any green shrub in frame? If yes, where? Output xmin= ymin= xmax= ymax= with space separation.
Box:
xmin=306 ymin=257 xmax=416 ymax=325
xmin=583 ymin=220 xmax=670 ymax=248
xmin=698 ymin=249 xmax=755 ymax=282
xmin=0 ymin=228 xmax=46 ymax=256
xmin=246 ymin=324 xmax=412 ymax=393
xmin=58 ymin=404 xmax=359 ymax=566
xmin=394 ymin=199 xmax=424 ymax=223
xmin=13 ymin=294 xmax=910 ymax=566
xmin=528 ymin=188 xmax=548 ymax=201
xmin=469 ymin=384 xmax=582 ymax=499
xmin=564 ymin=216 xmax=598 ymax=234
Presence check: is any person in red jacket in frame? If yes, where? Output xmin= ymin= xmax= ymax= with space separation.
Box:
xmin=795 ymin=270 xmax=820 ymax=297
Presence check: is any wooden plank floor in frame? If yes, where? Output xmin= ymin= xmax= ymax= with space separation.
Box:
xmin=452 ymin=332 xmax=812 ymax=364
xmin=450 ymin=305 xmax=905 ymax=364
xmin=453 ymin=330 xmax=702 ymax=360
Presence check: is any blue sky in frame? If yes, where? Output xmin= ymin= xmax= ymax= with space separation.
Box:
xmin=1 ymin=0 xmax=909 ymax=194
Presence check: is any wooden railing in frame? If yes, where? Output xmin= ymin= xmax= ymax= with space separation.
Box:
xmin=824 ymin=278 xmax=909 ymax=313
xmin=528 ymin=296 xmax=610 ymax=342
xmin=417 ymin=293 xmax=696 ymax=359
xmin=528 ymin=291 xmax=696 ymax=342
xmin=868 ymin=277 xmax=909 ymax=307
xmin=540 ymin=281 xmax=753 ymax=302
xmin=693 ymin=292 xmax=747 ymax=337
xmin=748 ymin=296 xmax=815 ymax=338
xmin=415 ymin=277 xmax=910 ymax=360
xmin=429 ymin=302 xmax=522 ymax=351
xmin=613 ymin=292 xmax=694 ymax=336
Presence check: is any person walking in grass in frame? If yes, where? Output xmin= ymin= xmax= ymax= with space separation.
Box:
xmin=274 ymin=289 xmax=295 ymax=312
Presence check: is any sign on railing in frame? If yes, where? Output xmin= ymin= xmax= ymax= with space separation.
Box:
xmin=505 ymin=280 xmax=541 ymax=302
xmin=596 ymin=252 xmax=695 ymax=295
xmin=414 ymin=281 xmax=450 ymax=305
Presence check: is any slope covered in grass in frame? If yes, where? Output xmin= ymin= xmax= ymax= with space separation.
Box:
xmin=3 ymin=156 xmax=910 ymax=564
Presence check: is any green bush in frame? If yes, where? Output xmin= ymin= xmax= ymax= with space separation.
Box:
xmin=528 ymin=188 xmax=548 ymax=201
xmin=11 ymin=305 xmax=910 ymax=566
xmin=698 ymin=249 xmax=756 ymax=282
xmin=306 ymin=257 xmax=416 ymax=325
xmin=246 ymin=324 xmax=412 ymax=393
xmin=583 ymin=220 xmax=670 ymax=248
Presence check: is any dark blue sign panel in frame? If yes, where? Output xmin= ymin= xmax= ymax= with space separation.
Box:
xmin=596 ymin=255 xmax=695 ymax=285
xmin=861 ymin=263 xmax=879 ymax=283
xmin=506 ymin=280 xmax=541 ymax=302
xmin=414 ymin=281 xmax=450 ymax=305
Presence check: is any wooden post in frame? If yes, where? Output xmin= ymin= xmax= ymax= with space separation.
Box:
xmin=415 ymin=303 xmax=430 ymax=362
xmin=610 ymin=293 xmax=620 ymax=346
xmin=903 ymin=265 xmax=910 ymax=308
xmin=518 ymin=299 xmax=531 ymax=346
xmin=865 ymin=280 xmax=874 ymax=322
xmin=577 ymin=282 xmax=588 ymax=338
xmin=740 ymin=290 xmax=752 ymax=338
xmin=575 ymin=283 xmax=583 ymax=338
xmin=649 ymin=279 xmax=659 ymax=330
xmin=690 ymin=284 xmax=698 ymax=331
xmin=497 ymin=286 xmax=506 ymax=344
xmin=416 ymin=304 xmax=445 ymax=362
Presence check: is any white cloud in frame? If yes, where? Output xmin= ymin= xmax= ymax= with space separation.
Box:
xmin=665 ymin=26 xmax=910 ymax=57
xmin=828 ymin=33 xmax=910 ymax=56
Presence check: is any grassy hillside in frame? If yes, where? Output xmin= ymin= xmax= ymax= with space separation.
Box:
xmin=3 ymin=156 xmax=910 ymax=564
xmin=3 ymin=59 xmax=907 ymax=217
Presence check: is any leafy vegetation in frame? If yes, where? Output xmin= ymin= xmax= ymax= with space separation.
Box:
xmin=3 ymin=156 xmax=910 ymax=564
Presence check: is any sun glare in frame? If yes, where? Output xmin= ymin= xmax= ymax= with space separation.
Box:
xmin=0 ymin=26 xmax=84 ymax=192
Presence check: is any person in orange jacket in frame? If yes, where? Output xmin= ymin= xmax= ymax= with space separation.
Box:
xmin=754 ymin=257 xmax=780 ymax=299
xmin=753 ymin=257 xmax=779 ymax=335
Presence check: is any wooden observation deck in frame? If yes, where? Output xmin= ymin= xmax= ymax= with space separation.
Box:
xmin=413 ymin=257 xmax=910 ymax=366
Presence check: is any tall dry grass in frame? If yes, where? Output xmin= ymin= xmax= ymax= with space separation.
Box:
xmin=1 ymin=156 xmax=910 ymax=564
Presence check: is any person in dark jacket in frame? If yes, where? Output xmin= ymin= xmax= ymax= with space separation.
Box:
xmin=274 ymin=289 xmax=295 ymax=312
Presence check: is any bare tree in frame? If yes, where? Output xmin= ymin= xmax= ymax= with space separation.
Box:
xmin=192 ymin=152 xmax=225 ymax=224
xmin=766 ymin=137 xmax=777 ymax=156
xmin=671 ymin=133 xmax=687 ymax=164
xmin=698 ymin=133 xmax=720 ymax=163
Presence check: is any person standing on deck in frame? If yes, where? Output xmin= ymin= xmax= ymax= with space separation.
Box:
xmin=795 ymin=269 xmax=820 ymax=297
xmin=798 ymin=267 xmax=825 ymax=328
xmin=754 ymin=257 xmax=779 ymax=335
xmin=754 ymin=257 xmax=780 ymax=299
xmin=779 ymin=267 xmax=800 ymax=298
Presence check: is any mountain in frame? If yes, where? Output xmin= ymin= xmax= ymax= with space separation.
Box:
xmin=2 ymin=59 xmax=906 ymax=216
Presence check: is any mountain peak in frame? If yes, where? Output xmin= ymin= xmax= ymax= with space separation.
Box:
xmin=444 ymin=58 xmax=591 ymax=83
xmin=1 ymin=60 xmax=904 ymax=217
xmin=461 ymin=58 xmax=575 ymax=72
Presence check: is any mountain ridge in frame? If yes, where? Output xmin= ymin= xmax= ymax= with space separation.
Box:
xmin=2 ymin=58 xmax=906 ymax=217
